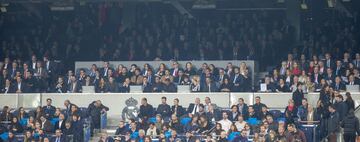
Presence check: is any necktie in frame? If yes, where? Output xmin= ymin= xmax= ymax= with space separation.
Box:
xmin=192 ymin=105 xmax=198 ymax=114
xmin=233 ymin=75 xmax=237 ymax=83
xmin=327 ymin=60 xmax=330 ymax=67
xmin=56 ymin=137 xmax=60 ymax=142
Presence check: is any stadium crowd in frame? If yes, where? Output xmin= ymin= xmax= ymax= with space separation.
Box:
xmin=0 ymin=99 xmax=109 ymax=142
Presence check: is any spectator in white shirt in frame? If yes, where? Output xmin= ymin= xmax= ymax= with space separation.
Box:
xmin=218 ymin=112 xmax=232 ymax=133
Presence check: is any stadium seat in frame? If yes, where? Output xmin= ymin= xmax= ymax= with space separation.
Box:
xmin=180 ymin=117 xmax=191 ymax=125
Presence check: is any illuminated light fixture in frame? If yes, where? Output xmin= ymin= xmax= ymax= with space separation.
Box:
xmin=300 ymin=0 xmax=308 ymax=10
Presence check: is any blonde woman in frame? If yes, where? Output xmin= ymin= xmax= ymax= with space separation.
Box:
xmin=190 ymin=75 xmax=201 ymax=92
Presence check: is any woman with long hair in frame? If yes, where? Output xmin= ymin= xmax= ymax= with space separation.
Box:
xmin=345 ymin=92 xmax=355 ymax=111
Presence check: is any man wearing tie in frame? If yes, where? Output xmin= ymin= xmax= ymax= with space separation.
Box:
xmin=353 ymin=53 xmax=360 ymax=69
xmin=187 ymin=98 xmax=201 ymax=117
xmin=335 ymin=60 xmax=344 ymax=77
xmin=15 ymin=76 xmax=27 ymax=93
xmin=170 ymin=61 xmax=181 ymax=77
xmin=325 ymin=53 xmax=334 ymax=69
xmin=43 ymin=98 xmax=56 ymax=119
xmin=347 ymin=75 xmax=359 ymax=85
xmin=51 ymin=129 xmax=66 ymax=142
xmin=231 ymin=67 xmax=241 ymax=92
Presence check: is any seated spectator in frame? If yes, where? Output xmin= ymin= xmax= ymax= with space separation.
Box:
xmin=54 ymin=76 xmax=67 ymax=93
xmin=1 ymin=79 xmax=13 ymax=93
xmin=174 ymin=69 xmax=185 ymax=84
xmin=258 ymin=106 xmax=271 ymax=120
xmin=292 ymin=84 xmax=304 ymax=107
xmin=0 ymin=106 xmax=14 ymax=121
xmin=119 ymin=78 xmax=131 ymax=93
xmin=190 ymin=75 xmax=201 ymax=92
xmin=253 ymin=96 xmax=267 ymax=117
xmin=63 ymin=121 xmax=73 ymax=136
xmin=146 ymin=123 xmax=158 ymax=138
xmin=347 ymin=74 xmax=359 ymax=85
xmin=139 ymin=98 xmax=154 ymax=121
xmin=206 ymin=105 xmax=221 ymax=122
xmin=169 ymin=114 xmax=183 ymax=133
xmin=55 ymin=113 xmax=66 ymax=131
xmin=17 ymin=107 xmax=29 ymax=120
xmin=107 ymin=77 xmax=119 ymax=92
xmin=14 ymin=76 xmax=28 ymax=93
xmin=229 ymin=105 xmax=239 ymax=122
xmin=230 ymin=67 xmax=241 ymax=92
xmin=194 ymin=104 xmax=206 ymax=117
xmin=157 ymin=97 xmax=172 ymax=119
xmin=187 ymin=98 xmax=201 ymax=117
xmin=297 ymin=98 xmax=308 ymax=121
xmin=40 ymin=115 xmax=53 ymax=133
xmin=171 ymin=98 xmax=185 ymax=118
xmin=332 ymin=76 xmax=346 ymax=92
xmin=262 ymin=76 xmax=276 ymax=92
xmin=237 ymin=98 xmax=249 ymax=119
xmin=218 ymin=112 xmax=232 ymax=133
xmin=184 ymin=62 xmax=196 ymax=77
xmin=276 ymin=78 xmax=290 ymax=92
xmin=42 ymin=98 xmax=56 ymax=119
xmin=219 ymin=77 xmax=232 ymax=92
xmin=162 ymin=78 xmax=177 ymax=92
xmin=286 ymin=123 xmax=306 ymax=142
xmin=247 ymin=105 xmax=258 ymax=120
xmin=180 ymin=75 xmax=191 ymax=85
xmin=161 ymin=70 xmax=174 ymax=83
xmin=142 ymin=77 xmax=152 ymax=93
xmin=9 ymin=117 xmax=23 ymax=133
xmin=234 ymin=115 xmax=247 ymax=131
xmin=201 ymin=77 xmax=218 ymax=92
xmin=266 ymin=115 xmax=278 ymax=131
xmin=130 ymin=68 xmax=143 ymax=85
xmin=99 ymin=133 xmax=114 ymax=142
xmin=95 ymin=78 xmax=108 ymax=93
xmin=51 ymin=129 xmax=66 ymax=142
xmin=115 ymin=121 xmax=128 ymax=140
xmin=152 ymin=76 xmax=164 ymax=92
xmin=67 ymin=75 xmax=82 ymax=93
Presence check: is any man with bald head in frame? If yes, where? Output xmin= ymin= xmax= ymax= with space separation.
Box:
xmin=187 ymin=98 xmax=201 ymax=117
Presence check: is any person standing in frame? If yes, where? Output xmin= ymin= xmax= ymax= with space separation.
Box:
xmin=341 ymin=109 xmax=360 ymax=142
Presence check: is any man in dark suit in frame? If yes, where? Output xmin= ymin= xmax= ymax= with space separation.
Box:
xmin=171 ymin=98 xmax=185 ymax=118
xmin=201 ymin=77 xmax=218 ymax=92
xmin=216 ymin=68 xmax=229 ymax=84
xmin=324 ymin=68 xmax=335 ymax=85
xmin=10 ymin=62 xmax=19 ymax=78
xmin=187 ymin=98 xmax=201 ymax=117
xmin=87 ymin=100 xmax=109 ymax=136
xmin=347 ymin=74 xmax=360 ymax=85
xmin=334 ymin=60 xmax=345 ymax=77
xmin=51 ymin=129 xmax=66 ymax=142
xmin=142 ymin=77 xmax=153 ymax=93
xmin=231 ymin=67 xmax=242 ymax=92
xmin=229 ymin=105 xmax=239 ymax=122
xmin=71 ymin=114 xmax=84 ymax=142
xmin=14 ymin=76 xmax=28 ymax=93
xmin=324 ymin=53 xmax=335 ymax=69
xmin=40 ymin=116 xmax=54 ymax=133
xmin=63 ymin=100 xmax=74 ymax=118
xmin=24 ymin=71 xmax=37 ymax=93
xmin=311 ymin=67 xmax=323 ymax=84
xmin=253 ymin=96 xmax=267 ymax=118
xmin=174 ymin=69 xmax=185 ymax=84
xmin=101 ymin=61 xmax=113 ymax=77
xmin=157 ymin=97 xmax=172 ymax=118
xmin=30 ymin=55 xmax=37 ymax=70
xmin=139 ymin=98 xmax=154 ymax=121
xmin=3 ymin=57 xmax=11 ymax=70
xmin=162 ymin=78 xmax=177 ymax=92
xmin=170 ymin=61 xmax=181 ymax=78
xmin=43 ymin=98 xmax=56 ymax=119
xmin=55 ymin=113 xmax=66 ymax=131
xmin=67 ymin=75 xmax=82 ymax=93
xmin=237 ymin=98 xmax=249 ymax=119
xmin=332 ymin=76 xmax=346 ymax=91
xmin=145 ymin=70 xmax=155 ymax=85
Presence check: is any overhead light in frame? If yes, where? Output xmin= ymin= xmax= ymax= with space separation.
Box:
xmin=300 ymin=0 xmax=308 ymax=10
xmin=277 ymin=0 xmax=285 ymax=3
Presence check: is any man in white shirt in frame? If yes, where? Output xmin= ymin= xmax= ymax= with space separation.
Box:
xmin=218 ymin=112 xmax=232 ymax=133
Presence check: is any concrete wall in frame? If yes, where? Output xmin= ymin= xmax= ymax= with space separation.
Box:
xmin=1 ymin=92 xmax=359 ymax=116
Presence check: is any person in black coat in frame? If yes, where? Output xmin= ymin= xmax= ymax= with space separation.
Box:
xmin=139 ymin=98 xmax=154 ymax=121
xmin=157 ymin=97 xmax=172 ymax=118
xmin=115 ymin=121 xmax=128 ymax=140
xmin=51 ymin=129 xmax=67 ymax=142
xmin=162 ymin=79 xmax=177 ymax=92
xmin=62 ymin=122 xmax=73 ymax=136
xmin=229 ymin=105 xmax=239 ymax=122
xmin=237 ymin=98 xmax=249 ymax=118
xmin=171 ymin=98 xmax=186 ymax=118
xmin=87 ymin=100 xmax=109 ymax=136
xmin=9 ymin=117 xmax=23 ymax=133
xmin=71 ymin=115 xmax=84 ymax=142
xmin=55 ymin=113 xmax=66 ymax=131
xmin=341 ymin=109 xmax=360 ymax=142
xmin=142 ymin=77 xmax=153 ymax=93
xmin=345 ymin=92 xmax=355 ymax=112
xmin=292 ymin=84 xmax=304 ymax=107
xmin=334 ymin=95 xmax=348 ymax=121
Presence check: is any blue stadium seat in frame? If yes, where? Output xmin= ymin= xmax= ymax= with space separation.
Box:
xmin=228 ymin=132 xmax=240 ymax=141
xmin=20 ymin=118 xmax=28 ymax=126
xmin=269 ymin=110 xmax=282 ymax=120
xmin=180 ymin=117 xmax=191 ymax=126
xmin=0 ymin=132 xmax=8 ymax=141
xmin=50 ymin=118 xmax=59 ymax=125
xmin=246 ymin=118 xmax=259 ymax=125
xmin=148 ymin=117 xmax=156 ymax=123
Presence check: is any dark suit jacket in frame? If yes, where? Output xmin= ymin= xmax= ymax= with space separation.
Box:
xmin=14 ymin=82 xmax=28 ymax=93
xmin=171 ymin=105 xmax=186 ymax=117
xmin=67 ymin=81 xmax=82 ymax=93
xmin=139 ymin=104 xmax=154 ymax=120
xmin=311 ymin=73 xmax=323 ymax=84
xmin=55 ymin=120 xmax=66 ymax=131
xmin=157 ymin=104 xmax=171 ymax=118
xmin=50 ymin=136 xmax=66 ymax=142
xmin=238 ymin=104 xmax=249 ymax=119
xmin=42 ymin=105 xmax=56 ymax=119
xmin=332 ymin=83 xmax=346 ymax=91
xmin=201 ymin=83 xmax=218 ymax=92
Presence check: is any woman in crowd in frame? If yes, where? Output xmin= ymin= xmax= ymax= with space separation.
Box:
xmin=284 ymin=99 xmax=297 ymax=124
xmin=184 ymin=62 xmax=196 ymax=77
xmin=219 ymin=78 xmax=232 ymax=92
xmin=198 ymin=115 xmax=210 ymax=133
xmin=0 ymin=106 xmax=14 ymax=121
xmin=17 ymin=107 xmax=29 ymax=120
xmin=156 ymin=63 xmax=167 ymax=77
xmin=190 ymin=75 xmax=201 ymax=92
xmin=9 ymin=117 xmax=23 ymax=133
